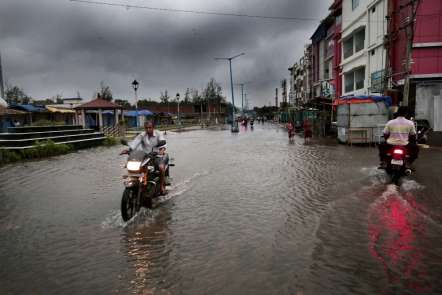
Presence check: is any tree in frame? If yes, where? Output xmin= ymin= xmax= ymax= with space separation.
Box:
xmin=190 ymin=88 xmax=201 ymax=104
xmin=114 ymin=99 xmax=132 ymax=109
xmin=5 ymin=84 xmax=30 ymax=104
xmin=137 ymin=99 xmax=152 ymax=109
xmin=52 ymin=93 xmax=63 ymax=104
xmin=160 ymin=90 xmax=170 ymax=103
xmin=202 ymin=78 xmax=225 ymax=114
xmin=33 ymin=98 xmax=55 ymax=106
xmin=96 ymin=81 xmax=113 ymax=101
xmin=184 ymin=88 xmax=191 ymax=103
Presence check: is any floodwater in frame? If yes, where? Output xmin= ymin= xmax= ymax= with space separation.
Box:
xmin=1 ymin=123 xmax=442 ymax=295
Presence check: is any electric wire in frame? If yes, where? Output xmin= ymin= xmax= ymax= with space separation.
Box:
xmin=69 ymin=0 xmax=319 ymax=22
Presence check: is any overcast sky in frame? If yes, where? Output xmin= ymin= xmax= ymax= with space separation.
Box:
xmin=0 ymin=0 xmax=332 ymax=107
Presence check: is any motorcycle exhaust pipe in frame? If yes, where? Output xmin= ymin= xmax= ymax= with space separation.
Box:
xmin=405 ymin=169 xmax=412 ymax=176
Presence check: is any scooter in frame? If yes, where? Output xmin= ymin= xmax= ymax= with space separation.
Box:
xmin=120 ymin=139 xmax=174 ymax=221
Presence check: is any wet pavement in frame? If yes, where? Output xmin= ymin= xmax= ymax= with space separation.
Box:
xmin=1 ymin=123 xmax=442 ymax=294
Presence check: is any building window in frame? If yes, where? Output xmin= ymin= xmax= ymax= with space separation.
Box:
xmin=343 ymin=37 xmax=354 ymax=59
xmin=352 ymin=0 xmax=360 ymax=10
xmin=354 ymin=29 xmax=365 ymax=52
xmin=355 ymin=67 xmax=365 ymax=90
xmin=345 ymin=72 xmax=355 ymax=93
xmin=372 ymin=6 xmax=376 ymax=13
xmin=345 ymin=67 xmax=365 ymax=93
xmin=343 ymin=28 xmax=365 ymax=59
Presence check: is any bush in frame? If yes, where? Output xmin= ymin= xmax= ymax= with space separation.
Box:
xmin=103 ymin=136 xmax=119 ymax=146
xmin=0 ymin=149 xmax=22 ymax=164
xmin=19 ymin=140 xmax=73 ymax=161
xmin=32 ymin=120 xmax=66 ymax=126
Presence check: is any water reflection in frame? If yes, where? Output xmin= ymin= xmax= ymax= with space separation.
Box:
xmin=368 ymin=185 xmax=431 ymax=293
xmin=122 ymin=209 xmax=174 ymax=294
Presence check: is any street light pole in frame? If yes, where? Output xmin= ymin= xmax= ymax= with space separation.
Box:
xmin=131 ymin=80 xmax=139 ymax=128
xmin=176 ymin=93 xmax=181 ymax=128
xmin=215 ymin=52 xmax=245 ymax=132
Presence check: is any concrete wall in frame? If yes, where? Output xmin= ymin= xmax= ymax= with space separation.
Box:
xmin=416 ymin=83 xmax=442 ymax=131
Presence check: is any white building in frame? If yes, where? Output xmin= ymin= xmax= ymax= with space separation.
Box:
xmin=341 ymin=0 xmax=388 ymax=96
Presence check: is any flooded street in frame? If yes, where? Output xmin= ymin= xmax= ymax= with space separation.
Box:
xmin=1 ymin=123 xmax=442 ymax=295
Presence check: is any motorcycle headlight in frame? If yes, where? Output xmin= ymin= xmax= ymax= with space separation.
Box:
xmin=127 ymin=161 xmax=142 ymax=172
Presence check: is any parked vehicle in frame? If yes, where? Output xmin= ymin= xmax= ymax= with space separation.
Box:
xmin=416 ymin=119 xmax=432 ymax=144
xmin=120 ymin=139 xmax=173 ymax=221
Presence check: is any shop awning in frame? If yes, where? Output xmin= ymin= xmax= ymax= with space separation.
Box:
xmin=333 ymin=96 xmax=392 ymax=108
xmin=46 ymin=106 xmax=75 ymax=113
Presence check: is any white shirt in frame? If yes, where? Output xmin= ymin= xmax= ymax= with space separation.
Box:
xmin=128 ymin=130 xmax=165 ymax=153
xmin=383 ymin=117 xmax=416 ymax=146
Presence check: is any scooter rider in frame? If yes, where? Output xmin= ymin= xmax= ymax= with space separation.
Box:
xmin=121 ymin=120 xmax=169 ymax=195
xmin=379 ymin=106 xmax=419 ymax=168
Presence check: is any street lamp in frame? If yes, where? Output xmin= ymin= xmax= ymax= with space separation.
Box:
xmin=131 ymin=80 xmax=139 ymax=128
xmin=176 ymin=93 xmax=181 ymax=127
xmin=215 ymin=52 xmax=245 ymax=133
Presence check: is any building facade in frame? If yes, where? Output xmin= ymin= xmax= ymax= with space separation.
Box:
xmin=288 ymin=44 xmax=313 ymax=107
xmin=388 ymin=0 xmax=442 ymax=134
xmin=341 ymin=0 xmax=388 ymax=97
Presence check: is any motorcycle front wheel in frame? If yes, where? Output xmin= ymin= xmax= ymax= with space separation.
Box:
xmin=121 ymin=187 xmax=139 ymax=222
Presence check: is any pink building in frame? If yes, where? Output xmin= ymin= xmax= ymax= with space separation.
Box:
xmin=389 ymin=0 xmax=442 ymax=136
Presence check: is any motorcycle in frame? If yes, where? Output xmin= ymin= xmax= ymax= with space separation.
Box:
xmin=384 ymin=145 xmax=412 ymax=185
xmin=120 ymin=139 xmax=174 ymax=222
xmin=416 ymin=119 xmax=432 ymax=144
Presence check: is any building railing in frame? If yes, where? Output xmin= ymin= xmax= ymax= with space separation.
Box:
xmin=103 ymin=125 xmax=125 ymax=137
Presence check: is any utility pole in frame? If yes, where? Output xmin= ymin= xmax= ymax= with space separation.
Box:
xmin=240 ymin=84 xmax=244 ymax=113
xmin=215 ymin=53 xmax=245 ymax=132
xmin=244 ymin=93 xmax=248 ymax=111
xmin=0 ymin=51 xmax=4 ymax=98
xmin=275 ymin=88 xmax=279 ymax=108
xmin=403 ymin=0 xmax=421 ymax=108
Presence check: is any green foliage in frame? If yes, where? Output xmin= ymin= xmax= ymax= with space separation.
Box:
xmin=103 ymin=136 xmax=118 ymax=146
xmin=0 ymin=140 xmax=73 ymax=165
xmin=5 ymin=84 xmax=31 ymax=104
xmin=32 ymin=120 xmax=66 ymax=126
xmin=160 ymin=90 xmax=170 ymax=103
xmin=96 ymin=81 xmax=113 ymax=101
xmin=0 ymin=149 xmax=22 ymax=164
xmin=115 ymin=99 xmax=132 ymax=109
xmin=20 ymin=140 xmax=73 ymax=159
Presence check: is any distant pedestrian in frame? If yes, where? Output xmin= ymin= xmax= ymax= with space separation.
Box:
xmin=303 ymin=119 xmax=312 ymax=144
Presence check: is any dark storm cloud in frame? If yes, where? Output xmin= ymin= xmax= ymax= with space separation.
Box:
xmin=0 ymin=0 xmax=332 ymax=106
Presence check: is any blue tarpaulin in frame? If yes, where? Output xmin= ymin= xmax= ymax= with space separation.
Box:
xmin=124 ymin=110 xmax=154 ymax=117
xmin=10 ymin=104 xmax=47 ymax=112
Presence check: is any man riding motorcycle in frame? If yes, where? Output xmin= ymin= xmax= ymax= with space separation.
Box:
xmin=121 ymin=120 xmax=169 ymax=195
xmin=378 ymin=106 xmax=419 ymax=169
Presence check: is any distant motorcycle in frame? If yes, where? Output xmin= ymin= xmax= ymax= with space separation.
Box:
xmin=120 ymin=139 xmax=173 ymax=221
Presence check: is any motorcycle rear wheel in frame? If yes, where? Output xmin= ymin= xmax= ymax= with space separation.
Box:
xmin=391 ymin=171 xmax=401 ymax=186
xmin=121 ymin=187 xmax=139 ymax=222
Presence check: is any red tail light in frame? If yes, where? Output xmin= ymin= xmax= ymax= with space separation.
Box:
xmin=393 ymin=149 xmax=404 ymax=155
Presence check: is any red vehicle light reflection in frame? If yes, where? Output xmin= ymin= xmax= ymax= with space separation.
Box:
xmin=368 ymin=190 xmax=431 ymax=292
